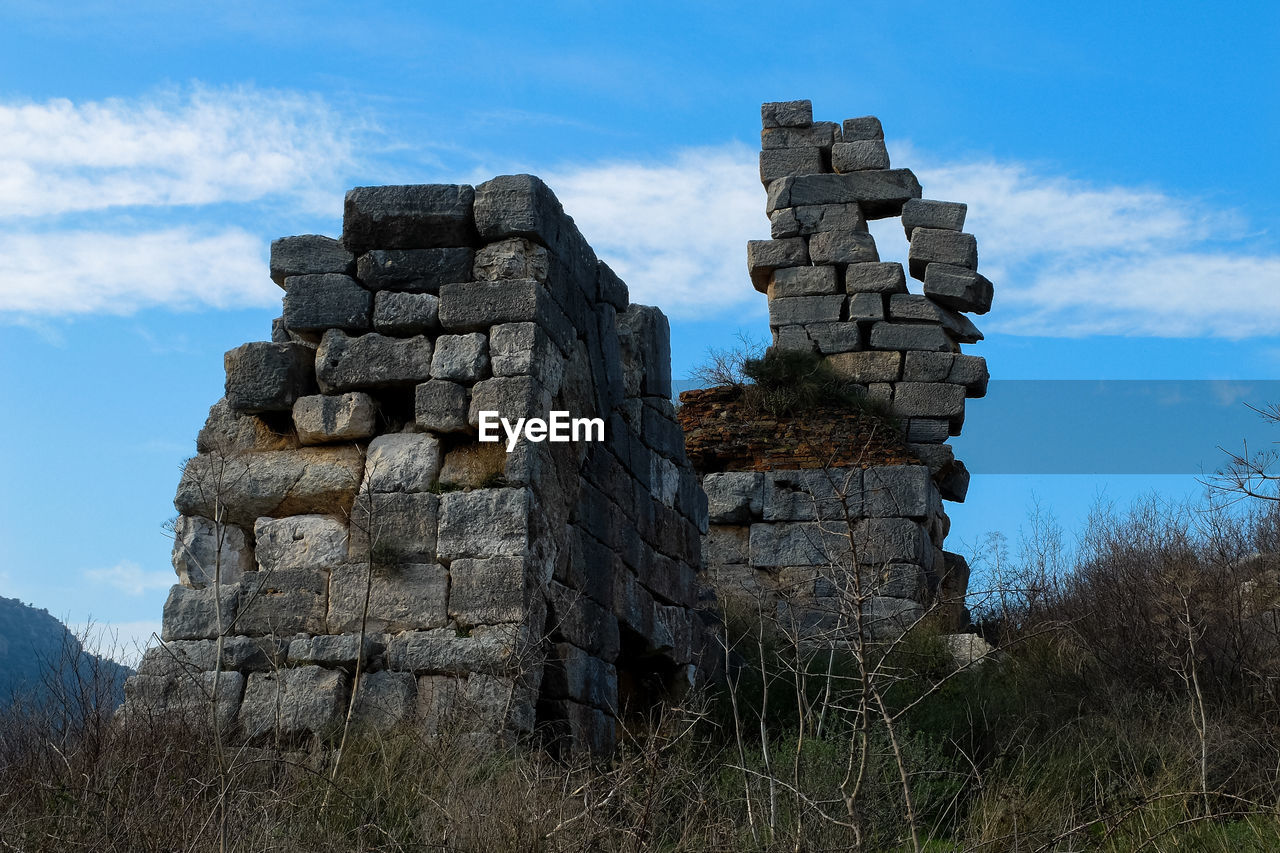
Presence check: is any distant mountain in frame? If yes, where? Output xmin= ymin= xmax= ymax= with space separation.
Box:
xmin=0 ymin=596 xmax=133 ymax=712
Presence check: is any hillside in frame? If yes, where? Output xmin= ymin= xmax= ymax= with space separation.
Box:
xmin=0 ymin=596 xmax=132 ymax=710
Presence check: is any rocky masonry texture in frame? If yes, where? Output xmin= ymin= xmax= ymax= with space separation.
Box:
xmin=124 ymin=175 xmax=717 ymax=757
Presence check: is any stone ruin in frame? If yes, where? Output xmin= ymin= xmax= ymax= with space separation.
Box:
xmin=680 ymin=99 xmax=991 ymax=644
xmin=123 ymin=176 xmax=715 ymax=755
xmin=122 ymin=99 xmax=991 ymax=753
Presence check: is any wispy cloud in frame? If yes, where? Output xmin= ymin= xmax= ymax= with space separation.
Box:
xmin=0 ymin=85 xmax=359 ymax=319
xmin=0 ymin=85 xmax=357 ymax=218
xmin=70 ymin=620 xmax=161 ymax=668
xmin=85 ymin=560 xmax=173 ymax=596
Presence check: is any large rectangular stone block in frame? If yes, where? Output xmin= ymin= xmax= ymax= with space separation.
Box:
xmin=761 ymin=100 xmax=812 ymax=128
xmin=768 ymin=295 xmax=843 ymax=327
xmin=809 ymin=230 xmax=879 ymax=265
xmin=236 ymin=568 xmax=329 ymax=636
xmin=868 ymin=322 xmax=953 ymax=353
xmin=763 ymin=469 xmax=861 ymax=522
xmin=824 ymin=350 xmax=901 ymax=383
xmin=282 ymin=273 xmax=371 ymax=334
xmin=438 ymin=279 xmax=574 ymax=353
xmin=542 ymin=643 xmax=618 ymax=713
xmin=902 ymin=351 xmax=989 ymax=397
xmin=224 ymin=342 xmax=317 ymax=414
xmin=703 ymin=472 xmax=763 ymax=524
xmin=254 ymin=514 xmax=349 ymax=573
xmin=473 ymin=174 xmax=576 ymax=250
xmin=357 ymin=248 xmax=475 ymax=293
xmin=704 ymin=524 xmax=750 ymax=565
xmin=805 ymin=322 xmax=863 ymax=354
xmin=761 ymin=122 xmax=837 ymax=149
xmin=617 ymin=304 xmax=672 ymax=398
xmin=771 ymin=203 xmax=866 ymax=239
xmin=842 ymin=116 xmax=884 ymax=141
xmin=862 ymin=465 xmax=932 ymax=518
xmin=747 ymin=238 xmax=809 ymax=292
xmin=887 ymin=295 xmax=984 ymax=344
xmin=448 ymin=556 xmax=530 ymax=625
xmin=831 ymin=140 xmax=889 ymax=172
xmin=351 ymin=670 xmax=418 ymax=728
xmin=767 ymin=266 xmax=840 ymax=299
xmin=415 ymin=379 xmax=471 ymax=433
xmin=348 ymin=490 xmax=440 ymax=564
xmin=315 ymin=330 xmax=433 ymax=392
xmin=270 ymin=235 xmax=354 ymax=286
xmin=292 ymin=392 xmax=377 ymax=445
xmin=759 ymin=147 xmax=824 ymax=185
xmin=161 ymin=583 xmax=239 ymax=641
xmin=436 ymin=488 xmax=531 ymax=559
xmin=767 ymin=170 xmax=922 ymax=219
xmin=388 ymin=626 xmax=522 ymax=676
xmin=848 ymin=292 xmax=884 ymax=322
xmin=171 ymin=515 xmax=253 ymax=590
xmin=852 ymin=517 xmax=930 ymax=565
xmin=908 ymin=228 xmax=978 ymax=278
xmin=891 ymin=382 xmax=966 ymax=420
xmin=373 ymin=291 xmax=440 ymax=334
xmin=238 ymin=666 xmax=348 ymax=740
xmin=328 ymin=561 xmax=449 ymax=632
xmin=923 ymin=263 xmax=993 ymax=314
xmin=901 ymin=199 xmax=967 ymax=237
xmin=473 ymin=237 xmax=551 ymax=283
xmin=343 ymin=185 xmax=476 ymax=253
xmin=749 ymin=522 xmax=851 ymax=568
xmin=844 ymin=261 xmax=908 ymax=294
xmin=363 ymin=433 xmax=442 ymax=493
xmin=547 ymin=581 xmax=620 ymax=661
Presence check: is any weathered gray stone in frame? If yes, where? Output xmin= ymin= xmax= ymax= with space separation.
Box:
xmin=703 ymin=472 xmax=764 ymax=524
xmin=766 ymin=267 xmax=841 ymax=301
xmin=891 ymin=382 xmax=966 ymax=420
xmin=943 ymin=633 xmax=993 ymax=667
xmin=357 ymin=248 xmax=475 ymax=293
xmin=161 ymin=583 xmax=240 ymax=641
xmin=759 ymin=147 xmax=824 ymax=184
xmin=863 ymin=465 xmax=932 ymax=517
xmin=292 ymin=393 xmax=377 ymax=445
xmin=868 ymin=322 xmax=952 ymax=353
xmin=352 ymin=670 xmax=417 ymax=727
xmin=543 ymin=643 xmax=617 ymax=712
xmin=768 ymin=295 xmax=843 ymax=327
xmin=473 ymin=174 xmax=576 ymax=250
xmin=908 ymin=442 xmax=955 ymax=476
xmin=282 ymin=274 xmax=371 ymax=334
xmin=866 ymin=563 xmax=927 ymax=601
xmin=237 ymin=569 xmax=329 ymax=636
xmin=887 ymin=294 xmax=985 ymax=343
xmin=121 ymin=671 xmax=244 ymax=729
xmin=906 ymin=418 xmax=951 ymax=443
xmin=749 ymin=522 xmax=848 ymax=568
xmin=805 ymin=323 xmax=863 ymax=354
xmin=908 ymin=228 xmax=978 ymax=278
xmin=431 ymin=333 xmax=490 ymax=383
xmin=473 ymin=237 xmax=550 ymax=282
xmin=761 ymin=100 xmax=812 ymax=128
xmin=270 ymin=235 xmax=354 ymax=286
xmin=364 ymin=433 xmax=442 ymax=493
xmin=704 ymin=525 xmax=750 ymax=565
xmin=437 ymin=488 xmax=530 ymax=559
xmin=254 ymin=515 xmax=349 ymax=573
xmin=747 ymin=238 xmax=809 ymax=292
xmin=414 ymin=380 xmax=470 ymax=433
xmin=763 ymin=469 xmax=861 ymax=522
xmin=315 ymin=330 xmax=433 ymax=392
xmin=438 ymin=279 xmax=573 ymax=353
xmin=844 ymin=262 xmax=908 ymax=294
xmin=774 ymin=324 xmax=815 ymax=352
xmin=596 ymin=260 xmax=629 ymax=310
xmin=809 ymin=229 xmax=879 ymax=265
xmin=824 ymin=351 xmax=900 ymax=383
xmin=617 ymin=305 xmax=672 ymax=398
xmin=171 ymin=516 xmax=253 ymax=589
xmin=137 ymin=635 xmax=284 ymax=677
xmin=467 ymin=376 xmax=553 ymax=429
xmin=771 ymin=203 xmax=866 ymax=238
xmin=490 ymin=323 xmax=563 ymax=390
xmin=548 ymin=581 xmax=620 ymax=661
xmin=328 ymin=561 xmax=449 ymax=632
xmin=287 ymin=633 xmax=384 ymax=669
xmin=175 ymin=447 xmax=363 ymax=529
xmin=853 ymin=518 xmax=930 ymax=565
xmin=923 ymin=263 xmax=993 ymax=314
xmin=224 ymin=342 xmax=316 ymax=414
xmin=238 ymin=666 xmax=348 ymax=739
xmin=901 ymin=199 xmax=967 ymax=237
xmin=848 ymin=292 xmax=884 ymax=322
xmin=842 ymin=116 xmax=884 ymax=141
xmin=937 ymin=458 xmax=970 ymax=503
xmin=373 ymin=291 xmax=440 ymax=334
xmin=862 ymin=597 xmax=925 ymax=641
xmin=449 ymin=556 xmax=529 ymax=625
xmin=761 ymin=122 xmax=836 ymax=148
xmin=343 ymin=185 xmax=476 ymax=253
xmin=902 ymin=352 xmax=989 ymax=397
xmin=347 ymin=490 xmax=440 ymax=565
xmin=388 ymin=626 xmax=523 ymax=676
xmin=766 ymin=170 xmax=922 ymax=219
xmin=198 ymin=398 xmax=299 ymax=454
xmin=831 ymin=140 xmax=890 ymax=172
xmin=438 ymin=442 xmax=507 ymax=489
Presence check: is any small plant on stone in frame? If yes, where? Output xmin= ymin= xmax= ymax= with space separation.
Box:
xmin=740 ymin=347 xmax=865 ymax=417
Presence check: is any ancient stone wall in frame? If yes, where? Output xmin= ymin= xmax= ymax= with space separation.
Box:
xmin=690 ymin=100 xmax=991 ymax=639
xmin=123 ymin=176 xmax=715 ymax=755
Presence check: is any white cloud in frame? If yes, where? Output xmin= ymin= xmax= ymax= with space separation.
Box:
xmin=0 ymin=227 xmax=276 ymax=315
xmin=85 ymin=560 xmax=174 ymax=597
xmin=546 ymin=143 xmax=767 ymax=318
xmin=544 ymin=141 xmax=1280 ymax=338
xmin=0 ymin=85 xmax=356 ymax=218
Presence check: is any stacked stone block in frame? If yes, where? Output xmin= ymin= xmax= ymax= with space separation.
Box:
xmin=123 ymin=177 xmax=714 ymax=755
xmin=692 ymin=100 xmax=991 ymax=639
xmin=749 ymin=99 xmax=993 ymax=446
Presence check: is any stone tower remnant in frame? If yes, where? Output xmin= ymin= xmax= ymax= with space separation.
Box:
xmin=683 ymin=99 xmax=990 ymax=641
xmin=123 ymin=176 xmax=715 ymax=755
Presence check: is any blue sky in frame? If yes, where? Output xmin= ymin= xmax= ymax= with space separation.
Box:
xmin=0 ymin=1 xmax=1277 ymax=661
